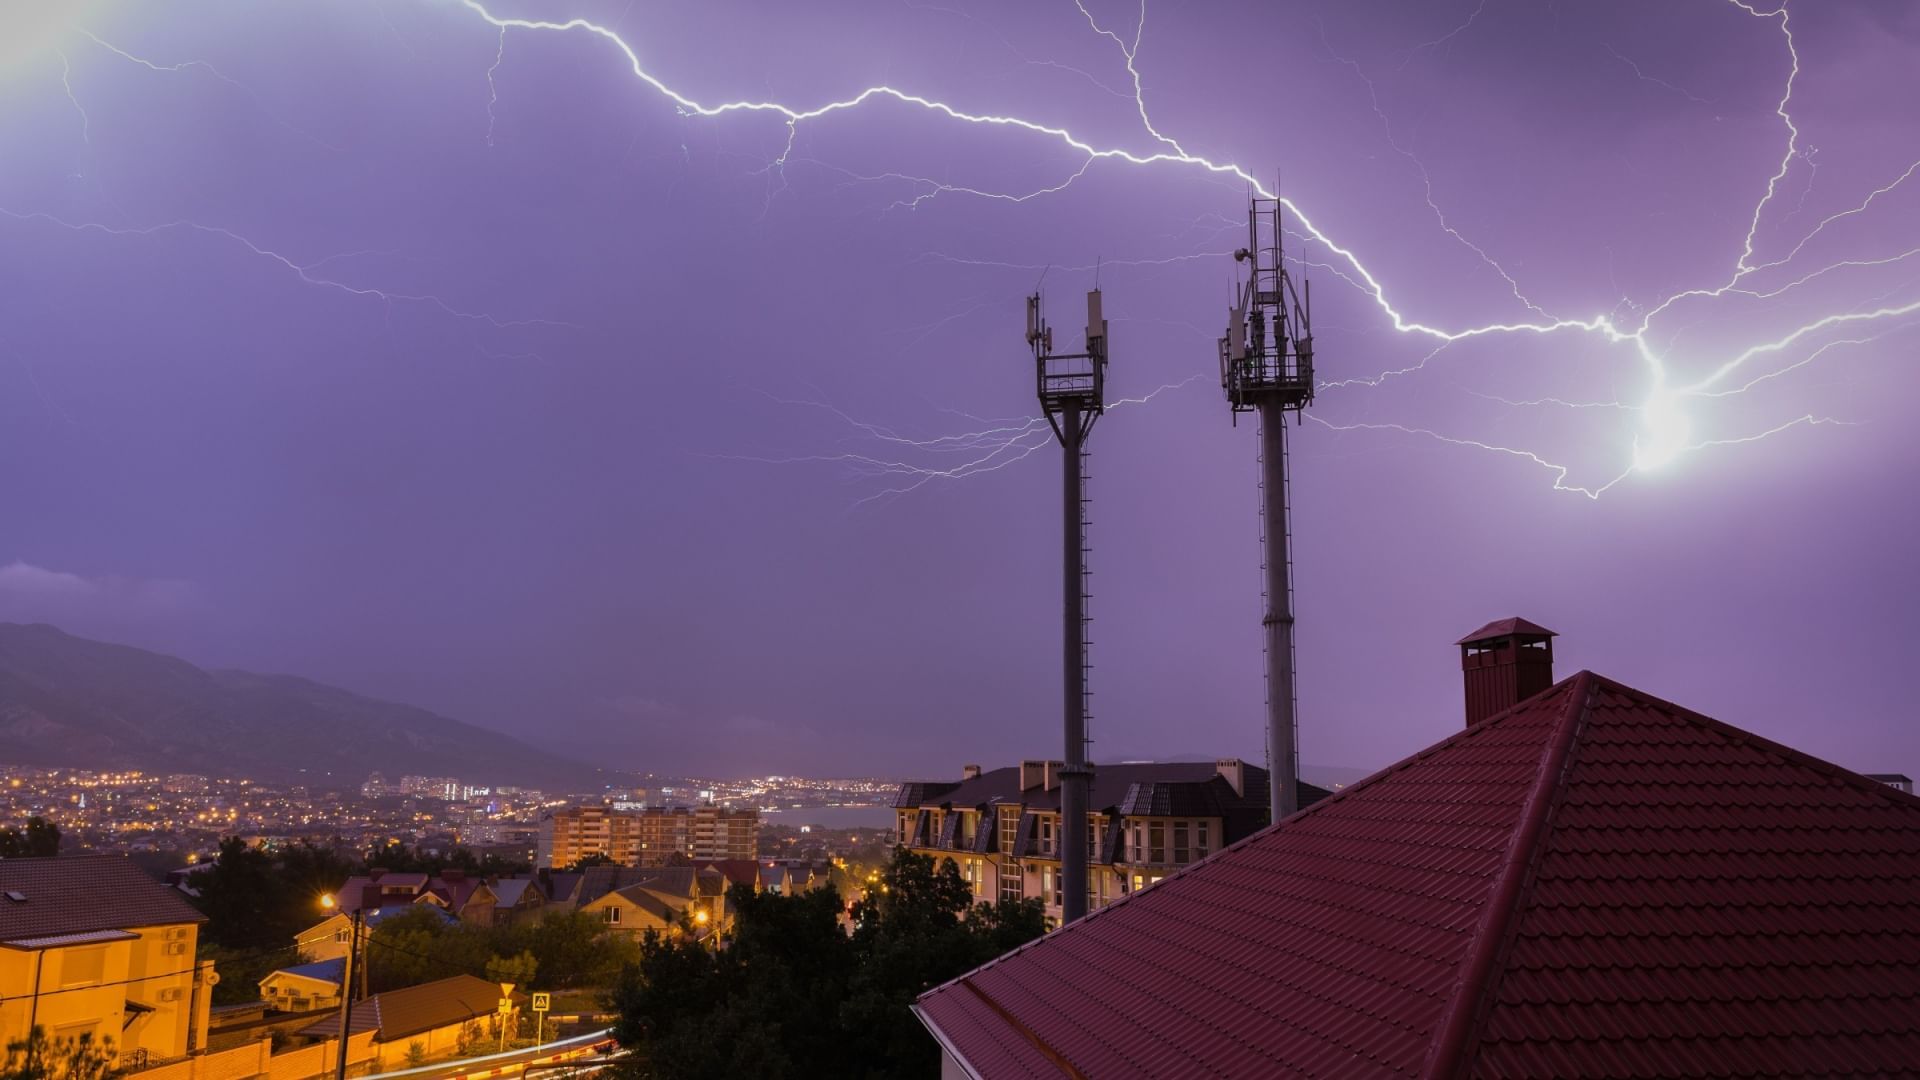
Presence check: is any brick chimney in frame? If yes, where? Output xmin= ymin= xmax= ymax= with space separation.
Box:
xmin=961 ymin=764 xmax=982 ymax=781
xmin=1458 ymin=617 xmax=1558 ymax=727
xmin=1214 ymin=759 xmax=1246 ymax=797
xmin=1020 ymin=760 xmax=1065 ymax=791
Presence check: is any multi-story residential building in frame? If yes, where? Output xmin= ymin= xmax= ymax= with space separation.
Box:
xmin=688 ymin=806 xmax=757 ymax=862
xmin=538 ymin=804 xmax=758 ymax=868
xmin=893 ymin=759 xmax=1328 ymax=926
xmin=0 ymin=856 xmax=215 ymax=1070
xmin=537 ymin=805 xmax=640 ymax=868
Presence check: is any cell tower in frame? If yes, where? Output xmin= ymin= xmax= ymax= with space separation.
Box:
xmin=1219 ymin=195 xmax=1314 ymax=824
xmin=1028 ymin=287 xmax=1107 ymax=925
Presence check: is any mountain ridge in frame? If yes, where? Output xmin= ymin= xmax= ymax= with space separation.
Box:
xmin=0 ymin=622 xmax=596 ymax=788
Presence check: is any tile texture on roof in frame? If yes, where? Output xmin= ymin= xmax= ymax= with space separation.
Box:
xmin=917 ymin=673 xmax=1920 ymax=1078
xmin=0 ymin=855 xmax=207 ymax=942
xmin=300 ymin=975 xmax=509 ymax=1041
xmin=1464 ymin=678 xmax=1920 ymax=1078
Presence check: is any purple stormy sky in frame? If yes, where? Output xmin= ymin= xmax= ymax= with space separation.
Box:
xmin=0 ymin=0 xmax=1916 ymax=780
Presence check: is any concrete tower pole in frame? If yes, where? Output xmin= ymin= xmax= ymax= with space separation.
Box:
xmin=1259 ymin=401 xmax=1299 ymax=822
xmin=1060 ymin=400 xmax=1089 ymax=925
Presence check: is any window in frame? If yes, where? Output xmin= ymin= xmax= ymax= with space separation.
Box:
xmin=603 ymin=906 xmax=621 ymax=924
xmin=1149 ymin=821 xmax=1166 ymax=864
xmin=334 ymin=928 xmax=349 ymax=943
xmin=1039 ymin=817 xmax=1055 ymax=857
xmin=957 ymin=813 xmax=975 ymax=849
xmin=1174 ymin=821 xmax=1190 ymax=864
xmin=1128 ymin=823 xmax=1143 ymax=863
xmin=1196 ymin=821 xmax=1211 ymax=860
xmin=999 ymin=866 xmax=1022 ymax=903
xmin=999 ymin=808 xmax=1021 ymax=855
xmin=1042 ymin=867 xmax=1061 ymax=907
xmin=59 ymin=947 xmax=106 ymax=988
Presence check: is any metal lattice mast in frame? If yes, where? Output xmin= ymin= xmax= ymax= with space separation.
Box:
xmin=1220 ymin=197 xmax=1314 ymax=824
xmin=1029 ymin=288 xmax=1108 ymax=925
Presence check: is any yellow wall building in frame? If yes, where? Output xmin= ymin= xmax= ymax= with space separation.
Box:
xmin=0 ymin=856 xmax=214 ymax=1072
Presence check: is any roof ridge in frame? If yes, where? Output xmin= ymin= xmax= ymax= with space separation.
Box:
xmin=1423 ymin=670 xmax=1596 ymax=1080
xmin=1580 ymin=671 xmax=1920 ymax=811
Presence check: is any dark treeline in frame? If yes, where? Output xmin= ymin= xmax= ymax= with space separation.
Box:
xmin=610 ymin=848 xmax=1044 ymax=1080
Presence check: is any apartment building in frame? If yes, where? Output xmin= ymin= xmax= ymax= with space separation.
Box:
xmin=893 ymin=759 xmax=1329 ymax=926
xmin=537 ymin=804 xmax=757 ymax=868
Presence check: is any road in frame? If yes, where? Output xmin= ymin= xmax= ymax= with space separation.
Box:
xmin=357 ymin=1028 xmax=628 ymax=1080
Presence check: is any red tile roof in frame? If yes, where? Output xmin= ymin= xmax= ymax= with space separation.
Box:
xmin=1455 ymin=617 xmax=1557 ymax=644
xmin=0 ymin=855 xmax=206 ymax=945
xmin=915 ymin=671 xmax=1920 ymax=1078
xmin=299 ymin=975 xmax=514 ymax=1041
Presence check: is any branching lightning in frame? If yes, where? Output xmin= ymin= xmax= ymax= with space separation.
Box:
xmin=24 ymin=0 xmax=1916 ymax=501
xmin=0 ymin=209 xmax=570 ymax=330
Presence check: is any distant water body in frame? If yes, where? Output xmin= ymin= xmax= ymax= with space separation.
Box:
xmin=757 ymin=804 xmax=895 ymax=829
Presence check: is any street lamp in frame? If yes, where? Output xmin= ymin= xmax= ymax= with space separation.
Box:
xmin=320 ymin=894 xmax=363 ymax=1080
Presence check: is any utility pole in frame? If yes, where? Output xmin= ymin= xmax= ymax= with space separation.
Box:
xmin=1219 ymin=196 xmax=1316 ymax=824
xmin=1029 ymin=288 xmax=1108 ymax=925
xmin=320 ymin=900 xmax=363 ymax=1080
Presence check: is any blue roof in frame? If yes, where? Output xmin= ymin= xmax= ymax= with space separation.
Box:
xmin=274 ymin=957 xmax=346 ymax=985
xmin=362 ymin=904 xmax=453 ymax=929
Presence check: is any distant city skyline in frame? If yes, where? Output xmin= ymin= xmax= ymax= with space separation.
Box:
xmin=2 ymin=1 xmax=1915 ymax=780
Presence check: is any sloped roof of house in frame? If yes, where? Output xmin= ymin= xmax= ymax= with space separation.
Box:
xmin=0 ymin=855 xmax=206 ymax=945
xmin=895 ymin=762 xmax=1291 ymax=816
xmin=489 ymin=878 xmax=540 ymax=907
xmin=596 ymin=883 xmax=684 ymax=924
xmin=698 ymin=860 xmax=762 ymax=889
xmin=265 ymin=958 xmax=347 ymax=989
xmin=915 ymin=671 xmax=1920 ymax=1078
xmin=332 ymin=872 xmax=429 ymax=914
xmin=299 ymin=975 xmax=513 ymax=1041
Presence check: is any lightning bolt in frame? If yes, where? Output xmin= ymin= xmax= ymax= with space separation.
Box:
xmin=732 ymin=377 xmax=1205 ymax=507
xmin=442 ymin=0 xmax=1915 ymax=498
xmin=73 ymin=27 xmax=343 ymax=152
xmin=0 ymin=209 xmax=573 ymax=331
xmin=28 ymin=0 xmax=1913 ymax=500
xmin=55 ymin=48 xmax=91 ymax=145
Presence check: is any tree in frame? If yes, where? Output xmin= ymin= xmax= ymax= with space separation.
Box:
xmin=191 ymin=838 xmax=354 ymax=950
xmin=0 ymin=817 xmax=60 ymax=859
xmin=496 ymin=910 xmax=638 ymax=989
xmin=0 ymin=1028 xmax=117 ymax=1080
xmin=607 ymin=847 xmax=1044 ymax=1080
xmin=485 ymin=950 xmax=538 ymax=990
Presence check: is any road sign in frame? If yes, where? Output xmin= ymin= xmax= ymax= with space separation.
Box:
xmin=532 ymin=993 xmax=551 ymax=1013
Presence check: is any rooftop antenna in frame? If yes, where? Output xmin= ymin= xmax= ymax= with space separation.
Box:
xmin=1219 ymin=186 xmax=1314 ymax=824
xmin=1028 ymin=285 xmax=1108 ymax=925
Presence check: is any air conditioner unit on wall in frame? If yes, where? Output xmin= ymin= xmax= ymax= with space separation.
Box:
xmin=163 ymin=942 xmax=187 ymax=956
xmin=158 ymin=988 xmax=181 ymax=1003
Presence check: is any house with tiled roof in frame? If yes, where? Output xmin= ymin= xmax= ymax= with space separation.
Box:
xmin=0 ymin=855 xmax=214 ymax=1070
xmin=257 ymin=958 xmax=345 ymax=1014
xmin=894 ymin=759 xmax=1329 ymax=928
xmin=415 ymin=870 xmax=497 ymax=926
xmin=915 ymin=620 xmax=1920 ymax=1078
xmin=297 ymin=974 xmax=518 ymax=1071
xmin=295 ymin=903 xmax=453 ymax=964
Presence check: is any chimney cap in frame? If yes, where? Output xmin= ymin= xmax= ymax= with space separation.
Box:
xmin=1456 ymin=617 xmax=1558 ymax=646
